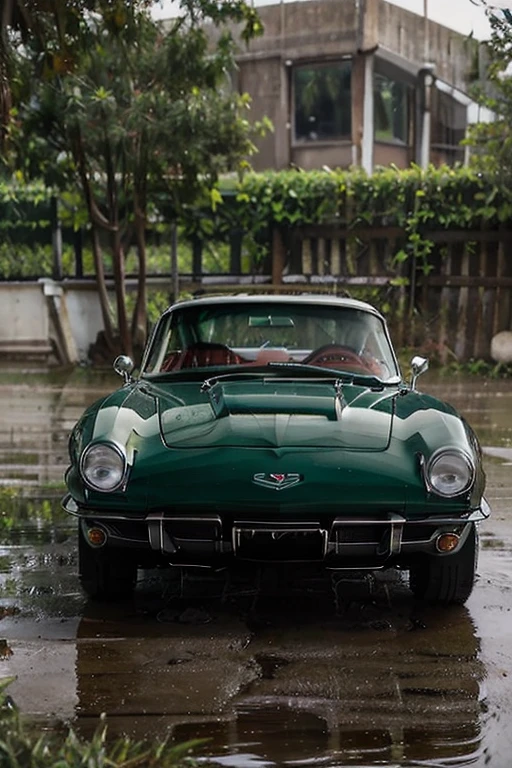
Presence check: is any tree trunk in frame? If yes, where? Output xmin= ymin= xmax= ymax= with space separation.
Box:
xmin=0 ymin=0 xmax=13 ymax=148
xmin=111 ymin=228 xmax=131 ymax=357
xmin=73 ymin=128 xmax=116 ymax=350
xmin=104 ymin=129 xmax=131 ymax=358
xmin=131 ymin=210 xmax=147 ymax=360
xmin=90 ymin=226 xmax=116 ymax=352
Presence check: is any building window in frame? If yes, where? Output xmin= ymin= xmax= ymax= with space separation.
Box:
xmin=293 ymin=61 xmax=351 ymax=142
xmin=431 ymin=88 xmax=466 ymax=161
xmin=374 ymin=73 xmax=410 ymax=144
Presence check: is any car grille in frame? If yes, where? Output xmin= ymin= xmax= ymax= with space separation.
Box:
xmin=233 ymin=524 xmax=327 ymax=562
xmin=334 ymin=525 xmax=382 ymax=544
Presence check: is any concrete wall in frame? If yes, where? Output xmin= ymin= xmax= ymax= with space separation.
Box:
xmin=63 ymin=283 xmax=105 ymax=361
xmin=378 ymin=3 xmax=476 ymax=92
xmin=0 ymin=281 xmax=105 ymax=364
xmin=234 ymin=0 xmax=478 ymax=172
xmin=236 ymin=0 xmax=370 ymax=171
xmin=243 ymin=0 xmax=476 ymax=87
xmin=239 ymin=57 xmax=285 ymax=169
xmin=374 ymin=142 xmax=412 ymax=169
xmin=0 ymin=283 xmax=49 ymax=343
xmin=292 ymin=143 xmax=354 ymax=171
xmin=244 ymin=0 xmax=360 ymax=59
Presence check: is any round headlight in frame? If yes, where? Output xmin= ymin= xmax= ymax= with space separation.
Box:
xmin=427 ymin=451 xmax=474 ymax=498
xmin=80 ymin=443 xmax=126 ymax=492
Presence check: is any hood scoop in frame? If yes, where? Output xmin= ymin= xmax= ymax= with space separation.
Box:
xmin=208 ymin=380 xmax=341 ymax=421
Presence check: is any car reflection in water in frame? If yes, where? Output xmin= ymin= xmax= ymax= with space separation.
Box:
xmin=74 ymin=568 xmax=485 ymax=767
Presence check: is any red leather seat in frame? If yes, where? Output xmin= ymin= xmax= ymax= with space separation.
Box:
xmin=162 ymin=343 xmax=243 ymax=371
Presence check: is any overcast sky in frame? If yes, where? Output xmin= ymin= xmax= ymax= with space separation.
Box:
xmin=151 ymin=0 xmax=499 ymax=40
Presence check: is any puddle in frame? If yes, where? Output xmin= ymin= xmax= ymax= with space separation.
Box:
xmin=423 ymin=372 xmax=512 ymax=449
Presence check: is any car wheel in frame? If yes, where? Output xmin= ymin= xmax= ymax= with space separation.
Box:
xmin=78 ymin=526 xmax=138 ymax=601
xmin=409 ymin=525 xmax=478 ymax=605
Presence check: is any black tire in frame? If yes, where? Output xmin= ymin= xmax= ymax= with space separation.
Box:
xmin=78 ymin=525 xmax=138 ymax=601
xmin=409 ymin=525 xmax=478 ymax=605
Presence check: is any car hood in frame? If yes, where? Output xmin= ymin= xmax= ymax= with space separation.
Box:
xmin=155 ymin=379 xmax=397 ymax=451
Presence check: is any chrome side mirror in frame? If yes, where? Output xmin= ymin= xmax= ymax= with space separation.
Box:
xmin=410 ymin=355 xmax=429 ymax=391
xmin=113 ymin=355 xmax=134 ymax=384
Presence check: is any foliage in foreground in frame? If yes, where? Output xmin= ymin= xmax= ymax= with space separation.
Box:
xmin=0 ymin=678 xmax=200 ymax=768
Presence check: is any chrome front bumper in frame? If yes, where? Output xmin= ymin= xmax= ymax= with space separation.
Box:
xmin=63 ymin=494 xmax=490 ymax=566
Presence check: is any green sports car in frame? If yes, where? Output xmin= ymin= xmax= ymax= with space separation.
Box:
xmin=63 ymin=294 xmax=490 ymax=604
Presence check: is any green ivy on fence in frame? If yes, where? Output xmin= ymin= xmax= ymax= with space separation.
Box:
xmin=1 ymin=165 xmax=511 ymax=280
xmin=230 ymin=165 xmax=512 ymax=274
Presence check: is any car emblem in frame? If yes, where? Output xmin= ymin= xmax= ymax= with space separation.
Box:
xmin=252 ymin=472 xmax=303 ymax=491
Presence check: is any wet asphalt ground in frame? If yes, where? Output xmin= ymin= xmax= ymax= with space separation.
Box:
xmin=0 ymin=367 xmax=511 ymax=767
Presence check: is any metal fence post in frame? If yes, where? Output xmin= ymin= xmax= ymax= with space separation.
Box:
xmin=50 ymin=197 xmax=63 ymax=281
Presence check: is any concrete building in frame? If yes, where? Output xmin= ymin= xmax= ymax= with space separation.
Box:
xmin=229 ymin=0 xmax=492 ymax=172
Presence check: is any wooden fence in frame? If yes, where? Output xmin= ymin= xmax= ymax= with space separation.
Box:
xmin=4 ymin=215 xmax=512 ymax=362
xmin=259 ymin=225 xmax=512 ymax=363
xmin=154 ymin=223 xmax=512 ymax=363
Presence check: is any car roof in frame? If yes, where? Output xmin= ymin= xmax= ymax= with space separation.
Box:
xmin=167 ymin=293 xmax=385 ymax=319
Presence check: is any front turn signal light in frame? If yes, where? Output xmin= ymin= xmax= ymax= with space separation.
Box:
xmin=436 ymin=532 xmax=460 ymax=553
xmin=87 ymin=527 xmax=107 ymax=547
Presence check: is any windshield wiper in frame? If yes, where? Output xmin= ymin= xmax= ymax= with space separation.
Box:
xmin=200 ymin=363 xmax=392 ymax=392
xmin=265 ymin=362 xmax=392 ymax=389
xmin=200 ymin=370 xmax=281 ymax=391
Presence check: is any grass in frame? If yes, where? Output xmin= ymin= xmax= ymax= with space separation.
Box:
xmin=0 ymin=678 xmax=202 ymax=768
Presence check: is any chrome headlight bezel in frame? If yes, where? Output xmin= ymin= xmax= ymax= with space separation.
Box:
xmin=79 ymin=442 xmax=127 ymax=493
xmin=424 ymin=449 xmax=475 ymax=498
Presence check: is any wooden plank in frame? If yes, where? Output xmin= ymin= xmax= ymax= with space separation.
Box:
xmin=297 ymin=226 xmax=512 ymax=242
xmin=289 ymin=275 xmax=391 ymax=285
xmin=479 ymin=241 xmax=496 ymax=360
xmin=331 ymin=238 xmax=341 ymax=275
xmin=495 ymin=236 xmax=511 ymax=334
xmin=462 ymin=242 xmax=480 ymax=360
xmin=181 ymin=283 xmax=348 ymax=295
xmin=299 ymin=226 xmax=404 ymax=239
xmin=355 ymin=240 xmax=371 ymax=280
xmin=317 ymin=238 xmax=326 ymax=276
xmin=438 ymin=245 xmax=455 ymax=363
xmin=302 ymin=238 xmax=312 ymax=275
xmin=324 ymin=239 xmax=331 ymax=275
xmin=369 ymin=239 xmax=380 ymax=280
xmin=271 ymin=228 xmax=286 ymax=284
xmin=429 ymin=230 xmax=512 ymax=243
xmin=454 ymin=242 xmax=468 ymax=360
xmin=288 ymin=230 xmax=303 ymax=274
xmin=388 ymin=237 xmax=406 ymax=348
xmin=418 ymin=275 xmax=512 ymax=288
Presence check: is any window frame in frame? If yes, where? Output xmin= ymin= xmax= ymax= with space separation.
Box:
xmin=373 ymin=60 xmax=414 ymax=148
xmin=431 ymin=87 xmax=467 ymax=159
xmin=292 ymin=57 xmax=353 ymax=145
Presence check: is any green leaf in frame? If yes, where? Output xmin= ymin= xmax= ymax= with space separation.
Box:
xmin=210 ymin=188 xmax=223 ymax=212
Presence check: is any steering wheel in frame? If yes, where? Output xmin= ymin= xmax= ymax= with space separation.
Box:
xmin=303 ymin=344 xmax=375 ymax=373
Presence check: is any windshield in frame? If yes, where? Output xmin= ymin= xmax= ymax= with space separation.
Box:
xmin=143 ymin=301 xmax=400 ymax=382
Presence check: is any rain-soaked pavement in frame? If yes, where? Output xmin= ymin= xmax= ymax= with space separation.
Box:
xmin=0 ymin=365 xmax=511 ymax=767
